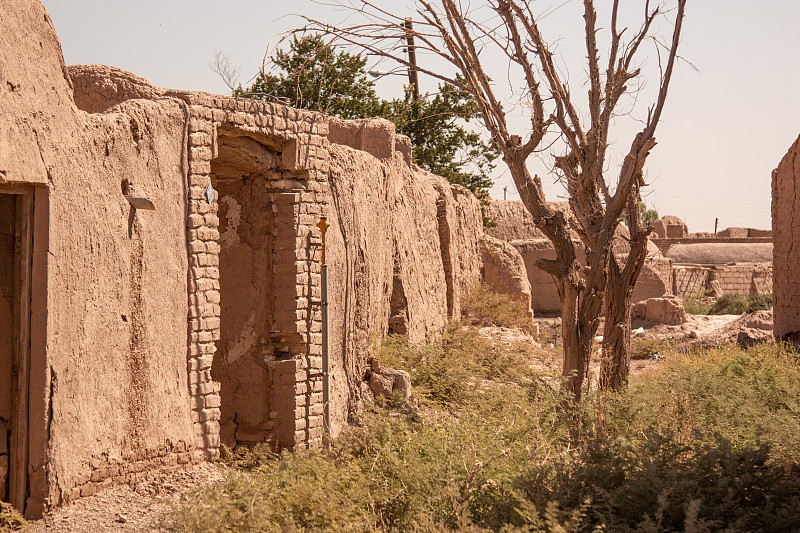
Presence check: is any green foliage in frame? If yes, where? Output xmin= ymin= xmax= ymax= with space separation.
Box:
xmin=709 ymin=294 xmax=748 ymax=315
xmin=235 ymin=34 xmax=382 ymax=120
xmin=641 ymin=201 xmax=659 ymax=225
xmin=621 ymin=200 xmax=658 ymax=226
xmin=461 ymin=285 xmax=533 ymax=333
xmin=165 ymin=339 xmax=800 ymax=532
xmin=744 ymin=293 xmax=773 ymax=312
xmin=379 ymin=324 xmax=538 ymax=407
xmin=684 ymin=293 xmax=773 ymax=315
xmin=710 ymin=294 xmax=774 ymax=315
xmin=683 ymin=292 xmax=713 ymax=315
xmin=379 ymin=79 xmax=497 ymax=198
xmin=236 ymin=34 xmax=498 ymax=197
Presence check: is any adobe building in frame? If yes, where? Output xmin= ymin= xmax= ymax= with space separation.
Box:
xmin=647 ymin=214 xmax=773 ymax=298
xmin=484 ymin=200 xmax=674 ymax=313
xmin=1 ymin=0 xmax=533 ymax=516
xmin=773 ymin=134 xmax=800 ymax=342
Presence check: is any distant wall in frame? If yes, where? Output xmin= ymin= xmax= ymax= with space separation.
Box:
xmin=673 ymin=266 xmax=709 ymax=297
xmin=672 ymin=263 xmax=773 ymax=297
xmin=712 ymin=263 xmax=760 ymax=295
xmin=513 ymin=240 xmax=573 ymax=313
xmin=632 ymin=256 xmax=674 ymax=302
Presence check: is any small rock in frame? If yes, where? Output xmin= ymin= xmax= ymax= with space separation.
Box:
xmin=115 ymin=513 xmax=127 ymax=524
xmin=688 ymin=330 xmax=698 ymax=339
xmin=737 ymin=328 xmax=772 ymax=349
xmin=363 ymin=357 xmax=413 ymax=402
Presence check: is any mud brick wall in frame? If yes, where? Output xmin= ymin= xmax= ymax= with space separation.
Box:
xmin=631 ymin=256 xmax=674 ymax=302
xmin=171 ymin=92 xmax=329 ymax=456
xmin=712 ymin=263 xmax=759 ymax=296
xmin=673 ymin=266 xmax=709 ymax=297
xmin=750 ymin=264 xmax=773 ymax=295
xmin=773 ymin=135 xmax=800 ymax=340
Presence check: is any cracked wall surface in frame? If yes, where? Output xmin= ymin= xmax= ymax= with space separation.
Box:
xmin=773 ymin=134 xmax=800 ymax=341
xmin=2 ymin=0 xmax=535 ymax=515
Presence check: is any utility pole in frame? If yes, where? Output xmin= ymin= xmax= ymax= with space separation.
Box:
xmin=503 ymin=186 xmax=507 ymax=201
xmin=403 ymin=18 xmax=420 ymax=103
xmin=714 ymin=217 xmax=719 ymax=234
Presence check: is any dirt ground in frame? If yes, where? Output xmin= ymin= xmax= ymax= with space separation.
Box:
xmin=27 ymin=463 xmax=224 ymax=533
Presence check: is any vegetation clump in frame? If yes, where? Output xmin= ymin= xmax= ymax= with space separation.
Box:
xmin=0 ymin=502 xmax=27 ymax=532
xmin=683 ymin=291 xmax=714 ymax=315
xmin=165 ymin=324 xmax=800 ymax=532
xmin=709 ymin=293 xmax=773 ymax=315
xmin=685 ymin=293 xmax=773 ymax=315
xmin=461 ymin=285 xmax=534 ymax=333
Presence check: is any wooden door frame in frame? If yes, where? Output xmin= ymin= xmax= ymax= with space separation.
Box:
xmin=11 ymin=191 xmax=31 ymax=512
xmin=0 ymin=184 xmax=40 ymax=514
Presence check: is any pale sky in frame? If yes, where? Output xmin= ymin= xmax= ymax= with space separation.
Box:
xmin=41 ymin=1 xmax=800 ymax=232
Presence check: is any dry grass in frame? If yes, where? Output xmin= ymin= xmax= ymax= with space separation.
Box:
xmin=163 ymin=290 xmax=800 ymax=532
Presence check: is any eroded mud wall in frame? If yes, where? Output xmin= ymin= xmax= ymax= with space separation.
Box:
xmin=325 ymin=142 xmax=483 ymax=435
xmin=773 ymin=135 xmax=800 ymax=340
xmin=2 ymin=0 xmax=196 ymax=512
xmin=46 ymin=100 xmax=195 ymax=507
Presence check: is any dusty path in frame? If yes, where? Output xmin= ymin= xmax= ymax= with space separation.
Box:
xmin=27 ymin=463 xmax=224 ymax=533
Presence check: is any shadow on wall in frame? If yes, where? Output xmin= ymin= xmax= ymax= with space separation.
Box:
xmin=210 ymin=127 xmax=279 ymax=450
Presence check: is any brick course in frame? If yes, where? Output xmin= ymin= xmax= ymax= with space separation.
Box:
xmin=173 ymin=92 xmax=329 ymax=456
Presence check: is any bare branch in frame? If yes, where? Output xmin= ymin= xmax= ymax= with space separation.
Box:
xmin=209 ymin=51 xmax=241 ymax=92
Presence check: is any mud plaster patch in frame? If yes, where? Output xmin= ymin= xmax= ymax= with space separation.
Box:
xmin=219 ymin=196 xmax=241 ymax=248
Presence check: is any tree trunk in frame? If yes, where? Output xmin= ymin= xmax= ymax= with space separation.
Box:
xmin=600 ymin=256 xmax=633 ymax=389
xmin=559 ymin=265 xmax=605 ymax=402
xmin=600 ymin=232 xmax=649 ymax=390
xmin=560 ymin=281 xmax=583 ymax=399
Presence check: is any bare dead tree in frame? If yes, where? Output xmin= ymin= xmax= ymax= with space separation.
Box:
xmin=303 ymin=0 xmax=686 ymax=401
xmin=210 ymin=50 xmax=241 ymax=91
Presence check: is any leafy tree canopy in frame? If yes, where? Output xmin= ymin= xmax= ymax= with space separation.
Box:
xmin=235 ymin=34 xmax=497 ymax=197
xmin=380 ymin=80 xmax=495 ymax=196
xmin=235 ymin=34 xmax=382 ymax=119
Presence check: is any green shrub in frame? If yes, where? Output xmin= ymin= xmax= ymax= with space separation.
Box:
xmin=746 ymin=293 xmax=773 ymax=312
xmin=683 ymin=295 xmax=712 ymax=315
xmin=709 ymin=293 xmax=774 ymax=315
xmin=165 ymin=338 xmax=800 ymax=532
xmin=461 ymin=285 xmax=533 ymax=333
xmin=709 ymin=294 xmax=748 ymax=314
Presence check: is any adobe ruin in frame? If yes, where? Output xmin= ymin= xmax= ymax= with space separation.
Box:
xmin=772 ymin=134 xmax=800 ymax=342
xmin=484 ymin=200 xmax=674 ymax=313
xmin=0 ymin=0 xmax=531 ymax=517
xmin=484 ymin=201 xmax=773 ymax=314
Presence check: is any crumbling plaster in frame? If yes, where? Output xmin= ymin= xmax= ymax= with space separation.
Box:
xmin=773 ymin=134 xmax=800 ymax=341
xmin=3 ymin=0 xmax=534 ymax=516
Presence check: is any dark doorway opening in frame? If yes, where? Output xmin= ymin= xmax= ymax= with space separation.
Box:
xmin=209 ymin=127 xmax=280 ymax=450
xmin=0 ymin=192 xmax=31 ymax=512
